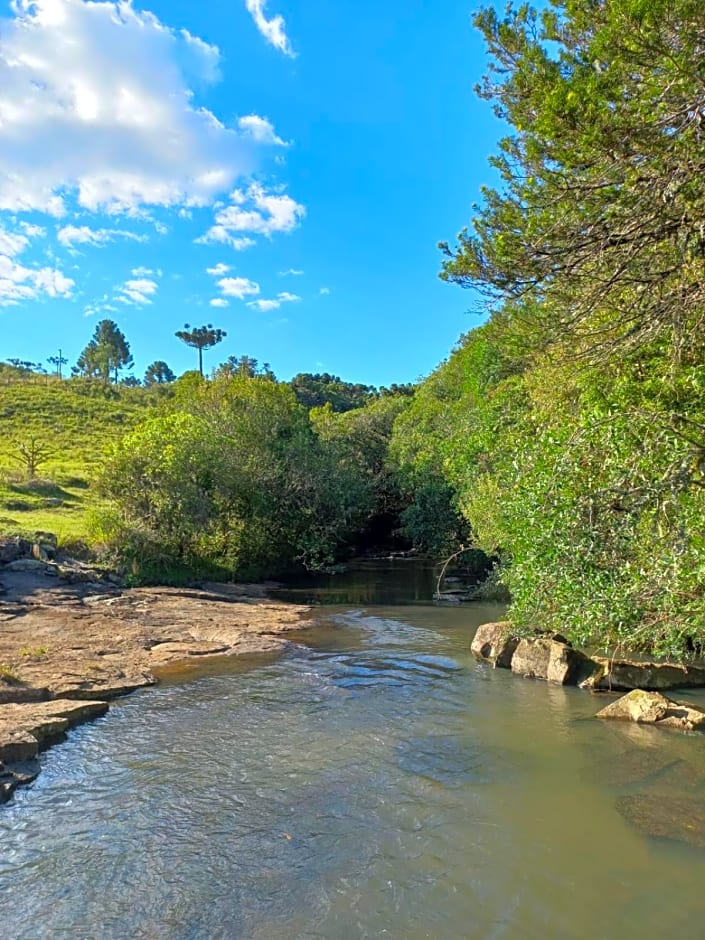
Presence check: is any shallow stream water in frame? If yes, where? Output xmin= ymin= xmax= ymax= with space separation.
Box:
xmin=2 ymin=561 xmax=705 ymax=938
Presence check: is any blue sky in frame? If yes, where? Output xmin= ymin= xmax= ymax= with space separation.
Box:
xmin=0 ymin=0 xmax=501 ymax=385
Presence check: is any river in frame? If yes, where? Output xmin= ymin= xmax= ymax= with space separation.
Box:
xmin=2 ymin=561 xmax=705 ymax=938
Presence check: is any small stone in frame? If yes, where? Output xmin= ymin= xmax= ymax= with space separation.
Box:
xmin=596 ymin=689 xmax=705 ymax=731
xmin=0 ymin=536 xmax=31 ymax=564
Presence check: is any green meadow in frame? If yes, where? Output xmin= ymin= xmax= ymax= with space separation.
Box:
xmin=0 ymin=380 xmax=156 ymax=544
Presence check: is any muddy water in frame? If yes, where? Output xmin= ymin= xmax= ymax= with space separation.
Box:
xmin=2 ymin=565 xmax=705 ymax=938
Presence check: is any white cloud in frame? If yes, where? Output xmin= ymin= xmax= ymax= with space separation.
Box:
xmin=207 ymin=262 xmax=230 ymax=276
xmin=0 ymin=228 xmax=29 ymax=258
xmin=117 ymin=277 xmax=159 ymax=305
xmin=0 ymin=254 xmax=74 ymax=306
xmin=238 ymin=115 xmax=287 ymax=147
xmin=279 ymin=268 xmax=304 ymax=276
xmin=19 ymin=222 xmax=46 ymax=238
xmin=198 ymin=182 xmax=305 ymax=248
xmin=210 ymin=297 xmax=229 ymax=308
xmin=131 ymin=266 xmax=160 ymax=277
xmin=196 ymin=226 xmax=257 ymax=251
xmin=247 ymin=290 xmax=300 ymax=312
xmin=247 ymin=298 xmax=281 ymax=312
xmin=57 ymin=225 xmax=146 ymax=248
xmin=218 ymin=276 xmax=260 ymax=299
xmin=0 ymin=0 xmax=287 ymax=217
xmin=245 ymin=0 xmax=294 ymax=57
xmin=84 ymin=293 xmax=114 ymax=317
xmin=320 ymin=286 xmax=331 ymax=295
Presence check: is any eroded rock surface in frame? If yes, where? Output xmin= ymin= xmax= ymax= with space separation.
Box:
xmin=471 ymin=621 xmax=519 ymax=668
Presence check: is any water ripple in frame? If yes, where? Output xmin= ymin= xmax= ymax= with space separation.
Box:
xmin=2 ymin=601 xmax=705 ymax=938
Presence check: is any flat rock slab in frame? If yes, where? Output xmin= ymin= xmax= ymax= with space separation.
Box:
xmin=0 ymin=699 xmax=109 ymax=764
xmin=0 ymin=571 xmax=311 ymax=803
xmin=0 ymin=681 xmax=51 ymax=705
xmin=0 ymin=579 xmax=310 ymax=702
xmin=582 ymin=657 xmax=705 ymax=692
xmin=596 ymin=689 xmax=705 ymax=731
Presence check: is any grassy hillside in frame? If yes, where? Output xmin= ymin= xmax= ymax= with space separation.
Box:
xmin=0 ymin=381 xmax=158 ymax=544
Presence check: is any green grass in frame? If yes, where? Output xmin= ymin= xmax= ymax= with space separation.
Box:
xmin=0 ymin=380 xmax=160 ymax=545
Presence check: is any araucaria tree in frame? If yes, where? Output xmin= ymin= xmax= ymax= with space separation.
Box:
xmin=75 ymin=320 xmax=133 ymax=384
xmin=175 ymin=324 xmax=227 ymax=376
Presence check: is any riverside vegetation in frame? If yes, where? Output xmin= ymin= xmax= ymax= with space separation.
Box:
xmin=3 ymin=0 xmax=705 ymax=664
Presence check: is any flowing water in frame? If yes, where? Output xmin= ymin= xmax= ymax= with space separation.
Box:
xmin=2 ymin=562 xmax=705 ymax=938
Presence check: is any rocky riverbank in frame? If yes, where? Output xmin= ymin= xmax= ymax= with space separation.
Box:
xmin=472 ymin=621 xmax=705 ymax=732
xmin=0 ymin=552 xmax=311 ymax=803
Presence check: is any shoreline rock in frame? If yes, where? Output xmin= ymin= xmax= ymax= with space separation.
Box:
xmin=580 ymin=657 xmax=705 ymax=692
xmin=0 ymin=699 xmax=109 ymax=802
xmin=596 ymin=689 xmax=705 ymax=731
xmin=0 ymin=565 xmax=312 ymax=804
xmin=470 ymin=621 xmax=519 ymax=668
xmin=510 ymin=636 xmax=596 ymax=685
xmin=472 ymin=621 xmax=705 ymax=695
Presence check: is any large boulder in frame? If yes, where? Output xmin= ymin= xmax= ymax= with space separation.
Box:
xmin=581 ymin=657 xmax=705 ymax=692
xmin=471 ymin=622 xmax=519 ymax=668
xmin=511 ymin=636 xmax=593 ymax=684
xmin=596 ymin=689 xmax=705 ymax=731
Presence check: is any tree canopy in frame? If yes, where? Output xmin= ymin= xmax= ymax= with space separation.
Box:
xmin=175 ymin=324 xmax=227 ymax=376
xmin=74 ymin=320 xmax=133 ymax=384
xmin=402 ymin=0 xmax=705 ymax=656
xmin=290 ymin=372 xmax=377 ymax=412
xmin=441 ymin=0 xmax=705 ymax=367
xmin=144 ymin=361 xmax=176 ymax=385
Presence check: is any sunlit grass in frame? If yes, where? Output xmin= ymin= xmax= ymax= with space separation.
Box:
xmin=0 ymin=381 xmax=159 ymax=545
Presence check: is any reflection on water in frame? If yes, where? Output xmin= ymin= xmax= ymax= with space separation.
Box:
xmin=271 ymin=558 xmax=447 ymax=606
xmin=2 ymin=579 xmax=705 ymax=938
